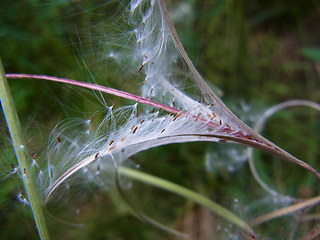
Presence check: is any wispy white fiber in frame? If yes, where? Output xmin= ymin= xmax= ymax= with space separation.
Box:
xmin=26 ymin=0 xmax=316 ymax=202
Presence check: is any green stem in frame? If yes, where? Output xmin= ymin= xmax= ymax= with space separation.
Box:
xmin=0 ymin=59 xmax=50 ymax=239
xmin=119 ymin=166 xmax=254 ymax=234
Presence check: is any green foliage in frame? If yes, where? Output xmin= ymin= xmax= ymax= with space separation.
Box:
xmin=0 ymin=0 xmax=319 ymax=239
xmin=300 ymin=47 xmax=320 ymax=62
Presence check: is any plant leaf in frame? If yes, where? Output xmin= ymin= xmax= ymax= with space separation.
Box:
xmin=300 ymin=47 xmax=320 ymax=62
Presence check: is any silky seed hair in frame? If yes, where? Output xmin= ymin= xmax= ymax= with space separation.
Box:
xmin=11 ymin=0 xmax=306 ymax=205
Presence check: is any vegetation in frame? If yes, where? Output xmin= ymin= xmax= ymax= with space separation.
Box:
xmin=0 ymin=0 xmax=319 ymax=239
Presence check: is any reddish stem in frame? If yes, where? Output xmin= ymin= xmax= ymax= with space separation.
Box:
xmin=5 ymin=73 xmax=180 ymax=115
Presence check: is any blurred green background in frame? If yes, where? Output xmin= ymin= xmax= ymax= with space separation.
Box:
xmin=0 ymin=0 xmax=320 ymax=239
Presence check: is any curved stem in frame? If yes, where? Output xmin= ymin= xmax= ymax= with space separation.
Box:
xmin=157 ymin=1 xmax=320 ymax=180
xmin=5 ymin=73 xmax=180 ymax=115
xmin=119 ymin=166 xmax=254 ymax=234
xmin=248 ymin=100 xmax=320 ymax=198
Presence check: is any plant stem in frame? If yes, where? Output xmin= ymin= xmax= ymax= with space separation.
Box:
xmin=5 ymin=73 xmax=180 ymax=115
xmin=0 ymin=59 xmax=50 ymax=239
xmin=7 ymin=73 xmax=320 ymax=180
xmin=119 ymin=166 xmax=254 ymax=234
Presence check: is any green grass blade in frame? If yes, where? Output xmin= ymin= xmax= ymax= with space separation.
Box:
xmin=119 ymin=166 xmax=254 ymax=234
xmin=0 ymin=58 xmax=50 ymax=239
